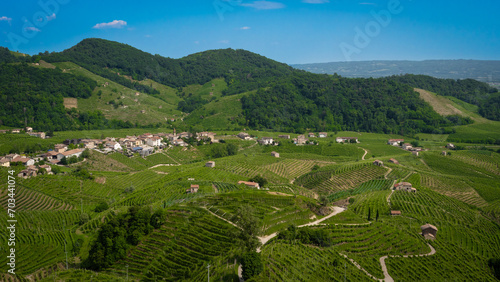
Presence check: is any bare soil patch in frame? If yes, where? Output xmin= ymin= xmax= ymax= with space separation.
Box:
xmin=63 ymin=97 xmax=78 ymax=109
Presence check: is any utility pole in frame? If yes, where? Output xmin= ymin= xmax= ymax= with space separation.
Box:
xmin=344 ymin=262 xmax=346 ymax=282
xmin=64 ymin=239 xmax=68 ymax=269
xmin=207 ymin=263 xmax=211 ymax=282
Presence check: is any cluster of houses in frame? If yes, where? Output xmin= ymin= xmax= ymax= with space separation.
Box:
xmin=387 ymin=139 xmax=424 ymax=156
xmin=0 ymin=153 xmax=53 ymax=179
xmin=0 ymin=127 xmax=46 ymax=139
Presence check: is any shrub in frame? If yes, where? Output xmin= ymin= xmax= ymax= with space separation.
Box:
xmin=241 ymin=252 xmax=263 ymax=280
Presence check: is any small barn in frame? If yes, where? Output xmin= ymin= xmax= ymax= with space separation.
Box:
xmin=373 ymin=160 xmax=384 ymax=166
xmin=271 ymin=151 xmax=280 ymax=158
xmin=421 ymin=224 xmax=438 ymax=240
xmin=390 ymin=210 xmax=401 ymax=216
xmin=388 ymin=158 xmax=400 ymax=165
xmin=186 ymin=184 xmax=199 ymax=193
xmin=205 ymin=161 xmax=215 ymax=168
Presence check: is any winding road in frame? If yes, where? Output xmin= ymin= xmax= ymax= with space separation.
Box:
xmin=379 ymin=243 xmax=436 ymax=281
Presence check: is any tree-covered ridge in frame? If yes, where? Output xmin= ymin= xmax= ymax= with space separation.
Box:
xmin=0 ymin=63 xmax=133 ymax=131
xmin=241 ymin=73 xmax=456 ymax=134
xmin=386 ymin=74 xmax=500 ymax=121
xmin=41 ymin=38 xmax=295 ymax=94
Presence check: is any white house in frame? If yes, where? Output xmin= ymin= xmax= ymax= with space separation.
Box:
xmin=387 ymin=139 xmax=404 ymax=146
xmin=259 ymin=137 xmax=274 ymax=145
xmin=106 ymin=142 xmax=122 ymax=151
xmin=57 ymin=149 xmax=83 ymax=161
xmin=336 ymin=137 xmax=358 ymax=143
xmin=11 ymin=157 xmax=35 ymax=166
xmin=146 ymin=137 xmax=162 ymax=147
xmin=318 ymin=132 xmax=327 ymax=138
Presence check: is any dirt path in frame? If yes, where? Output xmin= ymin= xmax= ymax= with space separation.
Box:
xmin=379 ymin=243 xmax=436 ymax=281
xmin=360 ymin=148 xmax=368 ymax=160
xmin=384 ymin=167 xmax=392 ymax=180
xmin=340 ymin=253 xmax=379 ymax=280
xmin=203 ymin=207 xmax=241 ymax=230
xmin=256 ymin=206 xmax=346 ymax=252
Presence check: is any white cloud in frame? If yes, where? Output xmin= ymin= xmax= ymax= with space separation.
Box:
xmin=24 ymin=26 xmax=41 ymax=32
xmin=241 ymin=1 xmax=285 ymax=10
xmin=240 ymin=26 xmax=251 ymax=30
xmin=47 ymin=13 xmax=56 ymax=21
xmin=0 ymin=16 xmax=12 ymax=24
xmin=145 ymin=34 xmax=152 ymax=38
xmin=92 ymin=20 xmax=127 ymax=29
xmin=302 ymin=0 xmax=329 ymax=3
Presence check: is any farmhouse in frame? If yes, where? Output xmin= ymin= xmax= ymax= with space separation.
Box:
xmin=293 ymin=135 xmax=308 ymax=145
xmin=28 ymin=132 xmax=46 ymax=139
xmin=12 ymin=157 xmax=35 ymax=166
xmin=402 ymin=143 xmax=413 ymax=150
xmin=186 ymin=184 xmax=199 ymax=193
xmin=172 ymin=139 xmax=187 ymax=147
xmin=43 ymin=151 xmax=59 ymax=160
xmin=106 ymin=142 xmax=122 ymax=151
xmin=390 ymin=210 xmax=401 ymax=216
xmin=279 ymin=135 xmax=290 ymax=139
xmin=271 ymin=151 xmax=280 ymax=158
xmin=238 ymin=181 xmax=260 ymax=189
xmin=318 ymin=132 xmax=327 ymax=138
xmin=393 ymin=182 xmax=416 ymax=192
xmin=205 ymin=161 xmax=215 ymax=168
xmin=197 ymin=132 xmax=216 ymax=141
xmin=0 ymin=158 xmax=10 ymax=167
xmin=373 ymin=160 xmax=384 ymax=166
xmin=25 ymin=127 xmax=33 ymax=133
xmin=259 ymin=137 xmax=274 ymax=145
xmin=237 ymin=132 xmax=251 ymax=140
xmin=388 ymin=158 xmax=399 ymax=165
xmin=421 ymin=224 xmax=438 ymax=240
xmin=146 ymin=136 xmax=162 ymax=147
xmin=5 ymin=154 xmax=20 ymax=161
xmin=178 ymin=132 xmax=193 ymax=139
xmin=57 ymin=149 xmax=83 ymax=161
xmin=54 ymin=144 xmax=68 ymax=153
xmin=11 ymin=129 xmax=21 ymax=133
xmin=388 ymin=139 xmax=404 ymax=146
xmin=39 ymin=165 xmax=52 ymax=173
xmin=18 ymin=169 xmax=36 ymax=179
xmin=308 ymin=132 xmax=316 ymax=138
xmin=336 ymin=137 xmax=358 ymax=143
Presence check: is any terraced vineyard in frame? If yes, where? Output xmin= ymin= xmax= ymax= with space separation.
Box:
xmin=296 ymin=163 xmax=387 ymax=194
xmin=1 ymin=129 xmax=500 ymax=281
xmin=264 ymin=159 xmax=334 ymax=181
xmin=105 ymin=207 xmax=239 ymax=281
xmin=0 ymin=185 xmax=73 ymax=211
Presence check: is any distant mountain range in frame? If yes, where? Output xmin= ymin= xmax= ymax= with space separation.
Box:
xmin=291 ymin=60 xmax=500 ymax=84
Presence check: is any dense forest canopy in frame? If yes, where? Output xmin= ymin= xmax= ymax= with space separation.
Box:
xmin=41 ymin=38 xmax=295 ymax=95
xmin=386 ymin=74 xmax=500 ymax=121
xmin=241 ymin=73 xmax=464 ymax=134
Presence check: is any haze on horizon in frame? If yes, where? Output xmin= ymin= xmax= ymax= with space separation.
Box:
xmin=1 ymin=0 xmax=499 ymax=64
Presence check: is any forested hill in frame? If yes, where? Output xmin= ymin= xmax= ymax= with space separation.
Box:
xmin=0 ymin=38 xmax=477 ymax=134
xmin=386 ymin=74 xmax=500 ymax=121
xmin=41 ymin=38 xmax=295 ymax=95
xmin=241 ymin=72 xmax=468 ymax=134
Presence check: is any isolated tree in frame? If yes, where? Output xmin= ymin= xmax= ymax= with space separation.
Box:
xmin=241 ymin=252 xmax=263 ymax=280
xmin=232 ymin=205 xmax=261 ymax=251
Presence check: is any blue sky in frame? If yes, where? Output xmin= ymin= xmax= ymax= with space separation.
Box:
xmin=0 ymin=0 xmax=499 ymax=64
